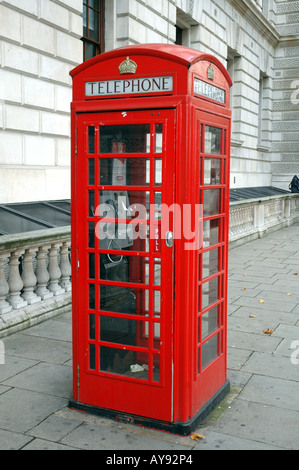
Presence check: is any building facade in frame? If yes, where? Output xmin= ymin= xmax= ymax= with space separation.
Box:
xmin=0 ymin=0 xmax=298 ymax=204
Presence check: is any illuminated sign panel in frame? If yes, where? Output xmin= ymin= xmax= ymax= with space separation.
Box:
xmin=194 ymin=78 xmax=225 ymax=104
xmin=85 ymin=76 xmax=173 ymax=97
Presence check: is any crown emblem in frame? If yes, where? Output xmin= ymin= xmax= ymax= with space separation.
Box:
xmin=207 ymin=64 xmax=215 ymax=80
xmin=118 ymin=57 xmax=137 ymax=75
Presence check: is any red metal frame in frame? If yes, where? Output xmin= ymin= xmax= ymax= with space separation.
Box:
xmin=70 ymin=44 xmax=231 ymax=434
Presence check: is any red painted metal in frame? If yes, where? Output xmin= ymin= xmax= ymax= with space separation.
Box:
xmin=70 ymin=44 xmax=231 ymax=434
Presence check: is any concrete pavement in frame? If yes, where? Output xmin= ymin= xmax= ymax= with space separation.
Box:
xmin=0 ymin=223 xmax=299 ymax=451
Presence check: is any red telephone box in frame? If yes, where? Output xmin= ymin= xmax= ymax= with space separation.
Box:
xmin=69 ymin=44 xmax=232 ymax=435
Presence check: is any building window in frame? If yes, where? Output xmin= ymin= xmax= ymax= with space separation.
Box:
xmin=82 ymin=0 xmax=105 ymax=61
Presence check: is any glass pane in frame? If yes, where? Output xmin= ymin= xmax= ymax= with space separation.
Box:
xmin=100 ymin=346 xmax=149 ymax=379
xmin=204 ymin=159 xmax=221 ymax=185
xmin=99 ymin=190 xmax=149 ymax=220
xmin=89 ymin=253 xmax=95 ymax=279
xmin=201 ymin=306 xmax=219 ymax=340
xmin=89 ymin=344 xmax=96 ymax=370
xmin=100 ymin=125 xmax=151 ymax=154
xmin=97 ymin=221 xmax=149 ymax=252
xmin=202 ymin=248 xmax=219 ymax=280
xmin=203 ymin=218 xmax=220 ymax=247
xmin=100 ymin=316 xmax=148 ymax=348
xmin=89 ymin=314 xmax=96 ymax=340
xmin=89 ymin=284 xmax=95 ymax=309
xmin=88 ymin=190 xmax=95 ymax=217
xmin=99 ymin=158 xmax=150 ymax=186
xmin=89 ymin=9 xmax=99 ymax=41
xmin=202 ymin=334 xmax=219 ymax=369
xmin=154 ymin=291 xmax=161 ymax=314
xmin=154 ymin=258 xmax=161 ymax=286
xmin=88 ymin=222 xmax=95 ymax=248
xmin=205 ymin=126 xmax=222 ymax=154
xmin=83 ymin=5 xmax=87 ymax=36
xmin=201 ymin=277 xmax=219 ymax=310
xmin=85 ymin=42 xmax=97 ymax=61
xmin=100 ymin=254 xmax=149 ymax=284
xmin=155 ymin=124 xmax=163 ymax=153
xmin=88 ymin=159 xmax=95 ymax=185
xmin=88 ymin=126 xmax=95 ymax=154
xmin=204 ymin=189 xmax=221 ymax=216
xmin=100 ymin=285 xmax=149 ymax=316
xmin=155 ymin=160 xmax=162 ymax=185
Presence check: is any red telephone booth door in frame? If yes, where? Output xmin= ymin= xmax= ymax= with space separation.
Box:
xmin=73 ymin=109 xmax=176 ymax=422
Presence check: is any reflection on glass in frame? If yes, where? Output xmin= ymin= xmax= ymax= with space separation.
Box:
xmin=202 ymin=248 xmax=219 ymax=280
xmin=203 ymin=219 xmax=220 ymax=247
xmin=154 ymin=192 xmax=162 ymax=220
xmin=204 ymin=159 xmax=221 ymax=185
xmin=201 ymin=334 xmax=218 ymax=369
xmin=155 ymin=124 xmax=163 ymax=153
xmin=154 ymin=291 xmax=161 ymax=314
xmin=100 ymin=285 xmax=149 ymax=316
xmin=204 ymin=189 xmax=221 ymax=216
xmin=153 ymin=355 xmax=160 ymax=382
xmin=100 ymin=125 xmax=150 ymax=154
xmin=201 ymin=277 xmax=219 ymax=310
xmin=201 ymin=306 xmax=219 ymax=340
xmin=88 ymin=222 xmax=95 ymax=248
xmin=205 ymin=126 xmax=222 ymax=154
xmin=99 ymin=158 xmax=150 ymax=186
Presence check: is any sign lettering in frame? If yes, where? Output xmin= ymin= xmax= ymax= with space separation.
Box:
xmin=85 ymin=76 xmax=173 ymax=97
xmin=194 ymin=78 xmax=225 ymax=104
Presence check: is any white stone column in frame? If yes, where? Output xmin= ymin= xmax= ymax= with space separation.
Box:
xmin=35 ymin=245 xmax=53 ymax=300
xmin=48 ymin=243 xmax=65 ymax=296
xmin=8 ymin=250 xmax=28 ymax=310
xmin=21 ymin=248 xmax=41 ymax=305
xmin=60 ymin=241 xmax=72 ymax=292
xmin=0 ymin=253 xmax=12 ymax=314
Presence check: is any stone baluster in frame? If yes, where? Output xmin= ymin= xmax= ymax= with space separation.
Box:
xmin=8 ymin=250 xmax=28 ymax=310
xmin=48 ymin=243 xmax=65 ymax=296
xmin=21 ymin=248 xmax=41 ymax=305
xmin=0 ymin=252 xmax=12 ymax=314
xmin=60 ymin=241 xmax=72 ymax=292
xmin=35 ymin=245 xmax=53 ymax=300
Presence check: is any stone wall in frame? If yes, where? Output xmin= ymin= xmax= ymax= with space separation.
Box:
xmin=0 ymin=0 xmax=83 ymax=204
xmin=272 ymin=0 xmax=299 ymax=191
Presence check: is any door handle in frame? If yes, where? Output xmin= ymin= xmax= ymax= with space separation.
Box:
xmin=165 ymin=231 xmax=174 ymax=247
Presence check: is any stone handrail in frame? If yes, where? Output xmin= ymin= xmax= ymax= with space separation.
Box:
xmin=0 ymin=226 xmax=71 ymax=316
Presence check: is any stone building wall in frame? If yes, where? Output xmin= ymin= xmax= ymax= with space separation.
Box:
xmin=272 ymin=0 xmax=299 ymax=190
xmin=0 ymin=0 xmax=83 ymax=204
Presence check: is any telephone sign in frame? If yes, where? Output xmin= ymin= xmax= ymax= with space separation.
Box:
xmin=70 ymin=44 xmax=232 ymax=435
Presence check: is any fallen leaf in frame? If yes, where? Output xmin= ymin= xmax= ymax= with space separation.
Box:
xmin=259 ymin=299 xmax=265 ymax=304
xmin=263 ymin=328 xmax=274 ymax=334
xmin=287 ymin=293 xmax=292 ymax=296
xmin=243 ymin=274 xmax=248 ymax=277
xmin=190 ymin=433 xmax=206 ymax=441
xmin=249 ymin=315 xmax=256 ymax=318
xmin=294 ymin=273 xmax=298 ymax=276
xmin=241 ymin=288 xmax=247 ymax=291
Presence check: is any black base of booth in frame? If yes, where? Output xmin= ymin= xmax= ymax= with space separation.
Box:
xmin=68 ymin=380 xmax=230 ymax=436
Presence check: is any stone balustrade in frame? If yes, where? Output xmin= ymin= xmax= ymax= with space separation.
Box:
xmin=0 ymin=226 xmax=71 ymax=336
xmin=0 ymin=193 xmax=298 ymax=336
